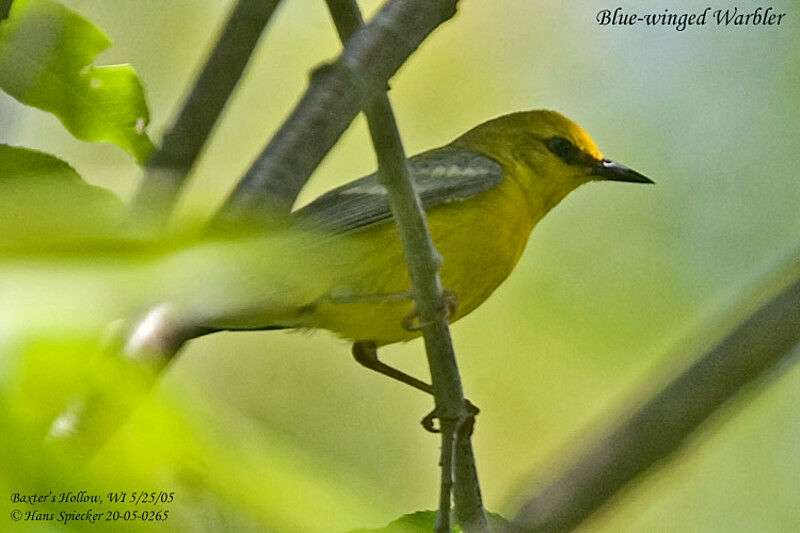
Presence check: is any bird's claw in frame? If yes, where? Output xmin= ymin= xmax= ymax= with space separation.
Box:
xmin=420 ymin=398 xmax=480 ymax=436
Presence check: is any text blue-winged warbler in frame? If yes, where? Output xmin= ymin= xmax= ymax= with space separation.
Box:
xmin=199 ymin=110 xmax=652 ymax=349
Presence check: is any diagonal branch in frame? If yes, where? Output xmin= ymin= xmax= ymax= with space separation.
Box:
xmin=509 ymin=256 xmax=800 ymax=532
xmin=130 ymin=0 xmax=282 ymax=225
xmin=213 ymin=0 xmax=459 ymax=228
xmin=324 ymin=2 xmax=486 ymax=531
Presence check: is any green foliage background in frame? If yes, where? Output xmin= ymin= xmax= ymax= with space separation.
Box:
xmin=1 ymin=0 xmax=798 ymax=531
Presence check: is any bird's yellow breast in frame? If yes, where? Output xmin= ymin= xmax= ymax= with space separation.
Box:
xmin=309 ymin=176 xmax=535 ymax=345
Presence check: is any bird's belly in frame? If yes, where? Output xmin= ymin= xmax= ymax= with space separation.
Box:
xmin=310 ymin=184 xmax=533 ymax=345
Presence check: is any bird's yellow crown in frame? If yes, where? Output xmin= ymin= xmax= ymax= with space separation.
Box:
xmin=452 ymin=110 xmax=603 ymax=162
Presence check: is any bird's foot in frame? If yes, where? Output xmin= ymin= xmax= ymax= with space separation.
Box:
xmin=402 ymin=289 xmax=458 ymax=331
xmin=421 ymin=398 xmax=480 ymax=436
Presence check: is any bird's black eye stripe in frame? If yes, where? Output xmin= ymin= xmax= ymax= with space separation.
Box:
xmin=547 ymin=136 xmax=577 ymax=163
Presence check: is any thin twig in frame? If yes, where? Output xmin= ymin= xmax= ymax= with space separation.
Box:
xmin=129 ymin=0 xmax=281 ymax=226
xmin=323 ymin=1 xmax=486 ymax=531
xmin=454 ymin=430 xmax=486 ymax=531
xmin=213 ymin=0 xmax=459 ymax=228
xmin=327 ymin=0 xmax=488 ymax=533
xmin=509 ymin=259 xmax=800 ymax=532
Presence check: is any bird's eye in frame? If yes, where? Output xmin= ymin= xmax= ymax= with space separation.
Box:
xmin=547 ymin=136 xmax=577 ymax=163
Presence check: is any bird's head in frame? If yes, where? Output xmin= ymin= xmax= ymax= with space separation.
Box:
xmin=450 ymin=110 xmax=652 ymax=214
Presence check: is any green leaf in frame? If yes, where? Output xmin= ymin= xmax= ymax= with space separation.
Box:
xmin=0 ymin=144 xmax=124 ymax=247
xmin=350 ymin=510 xmax=510 ymax=532
xmin=0 ymin=0 xmax=153 ymax=163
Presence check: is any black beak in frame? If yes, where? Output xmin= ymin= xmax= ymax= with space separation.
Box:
xmin=591 ymin=159 xmax=654 ymax=184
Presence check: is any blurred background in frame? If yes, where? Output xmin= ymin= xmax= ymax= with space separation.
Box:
xmin=1 ymin=0 xmax=798 ymax=530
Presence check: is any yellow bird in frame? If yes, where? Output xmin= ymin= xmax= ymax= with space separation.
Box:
xmin=192 ymin=110 xmax=652 ymax=400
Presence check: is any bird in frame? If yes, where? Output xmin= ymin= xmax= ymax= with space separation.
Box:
xmin=128 ymin=110 xmax=652 ymax=420
xmin=196 ymin=110 xmax=652 ymax=409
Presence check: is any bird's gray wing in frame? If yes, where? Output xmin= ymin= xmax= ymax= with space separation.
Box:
xmin=293 ymin=147 xmax=504 ymax=234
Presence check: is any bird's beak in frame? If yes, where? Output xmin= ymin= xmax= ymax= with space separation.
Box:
xmin=590 ymin=159 xmax=654 ymax=184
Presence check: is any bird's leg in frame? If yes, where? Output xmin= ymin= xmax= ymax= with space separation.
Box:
xmin=402 ymin=288 xmax=458 ymax=331
xmin=352 ymin=340 xmax=433 ymax=395
xmin=352 ymin=340 xmax=479 ymax=435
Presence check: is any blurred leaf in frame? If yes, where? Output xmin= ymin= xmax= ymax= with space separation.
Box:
xmin=349 ymin=510 xmax=510 ymax=532
xmin=0 ymin=0 xmax=153 ymax=163
xmin=0 ymin=335 xmax=164 ymax=532
xmin=0 ymin=144 xmax=124 ymax=247
xmin=0 ymin=333 xmax=389 ymax=532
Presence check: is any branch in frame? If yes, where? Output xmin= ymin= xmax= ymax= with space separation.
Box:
xmin=129 ymin=0 xmax=281 ymax=226
xmin=324 ymin=2 xmax=486 ymax=532
xmin=510 ymin=258 xmax=800 ymax=532
xmin=213 ymin=0 xmax=459 ymax=227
